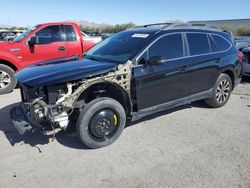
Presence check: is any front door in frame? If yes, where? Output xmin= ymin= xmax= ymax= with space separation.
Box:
xmin=133 ymin=33 xmax=191 ymax=110
xmin=21 ymin=25 xmax=68 ymax=66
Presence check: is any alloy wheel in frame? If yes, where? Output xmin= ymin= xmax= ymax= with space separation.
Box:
xmin=0 ymin=70 xmax=11 ymax=89
xmin=216 ymin=79 xmax=230 ymax=103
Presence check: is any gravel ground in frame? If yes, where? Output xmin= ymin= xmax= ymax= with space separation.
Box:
xmin=0 ymin=78 xmax=250 ymax=188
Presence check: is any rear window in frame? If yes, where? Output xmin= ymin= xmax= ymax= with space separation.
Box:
xmin=211 ymin=35 xmax=231 ymax=52
xmin=186 ymin=33 xmax=210 ymax=55
xmin=208 ymin=36 xmax=218 ymax=52
xmin=65 ymin=25 xmax=77 ymax=41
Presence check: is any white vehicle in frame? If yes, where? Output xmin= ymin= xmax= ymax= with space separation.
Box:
xmin=81 ymin=31 xmax=102 ymax=43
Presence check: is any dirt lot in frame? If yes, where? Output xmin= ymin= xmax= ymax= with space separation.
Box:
xmin=0 ymin=78 xmax=250 ymax=188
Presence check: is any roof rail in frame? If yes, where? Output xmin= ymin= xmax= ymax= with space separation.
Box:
xmin=132 ymin=22 xmax=191 ymax=30
xmin=132 ymin=23 xmax=172 ymax=30
xmin=189 ymin=23 xmax=222 ymax=31
xmin=131 ymin=22 xmax=222 ymax=31
xmin=166 ymin=23 xmax=191 ymax=29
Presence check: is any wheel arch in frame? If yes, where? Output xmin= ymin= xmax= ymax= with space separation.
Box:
xmin=78 ymin=81 xmax=133 ymax=117
xmin=0 ymin=59 xmax=18 ymax=71
xmin=221 ymin=69 xmax=235 ymax=89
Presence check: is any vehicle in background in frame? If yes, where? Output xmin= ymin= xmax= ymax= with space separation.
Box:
xmin=84 ymin=31 xmax=102 ymax=36
xmin=0 ymin=22 xmax=98 ymax=94
xmin=3 ymin=31 xmax=17 ymax=41
xmin=242 ymin=47 xmax=250 ymax=76
xmin=235 ymin=36 xmax=250 ymax=49
xmin=0 ymin=30 xmax=24 ymax=41
xmin=11 ymin=22 xmax=242 ymax=149
xmin=234 ymin=36 xmax=250 ymax=76
xmin=81 ymin=31 xmax=102 ymax=43
xmin=0 ymin=32 xmax=4 ymax=41
xmin=100 ymin=33 xmax=113 ymax=39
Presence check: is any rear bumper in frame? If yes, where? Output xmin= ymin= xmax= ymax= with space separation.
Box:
xmin=10 ymin=104 xmax=34 ymax=135
xmin=242 ymin=61 xmax=250 ymax=76
xmin=243 ymin=72 xmax=250 ymax=76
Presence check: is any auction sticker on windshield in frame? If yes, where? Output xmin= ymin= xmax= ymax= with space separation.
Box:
xmin=132 ymin=34 xmax=149 ymax=38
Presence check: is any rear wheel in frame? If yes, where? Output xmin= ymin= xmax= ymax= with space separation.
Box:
xmin=205 ymin=73 xmax=232 ymax=108
xmin=0 ymin=64 xmax=17 ymax=95
xmin=76 ymin=97 xmax=126 ymax=149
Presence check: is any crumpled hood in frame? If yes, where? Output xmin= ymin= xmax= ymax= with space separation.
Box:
xmin=15 ymin=57 xmax=117 ymax=87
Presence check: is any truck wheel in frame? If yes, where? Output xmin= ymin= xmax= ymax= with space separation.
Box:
xmin=0 ymin=64 xmax=17 ymax=95
xmin=76 ymin=97 xmax=126 ymax=149
xmin=205 ymin=73 xmax=232 ymax=108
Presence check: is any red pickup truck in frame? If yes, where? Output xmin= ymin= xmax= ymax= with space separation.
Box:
xmin=0 ymin=22 xmax=97 ymax=94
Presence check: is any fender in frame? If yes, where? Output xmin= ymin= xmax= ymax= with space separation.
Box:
xmin=0 ymin=50 xmax=22 ymax=70
xmin=59 ymin=61 xmax=133 ymax=114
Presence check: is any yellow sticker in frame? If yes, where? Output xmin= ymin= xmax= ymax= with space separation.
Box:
xmin=113 ymin=114 xmax=118 ymax=126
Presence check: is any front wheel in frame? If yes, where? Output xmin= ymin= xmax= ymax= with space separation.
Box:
xmin=0 ymin=64 xmax=17 ymax=95
xmin=205 ymin=73 xmax=232 ymax=108
xmin=76 ymin=97 xmax=126 ymax=149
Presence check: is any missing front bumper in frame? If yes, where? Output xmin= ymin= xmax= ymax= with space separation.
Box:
xmin=10 ymin=104 xmax=33 ymax=135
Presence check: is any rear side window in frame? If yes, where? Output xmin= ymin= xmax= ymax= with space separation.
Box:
xmin=64 ymin=25 xmax=77 ymax=41
xmin=35 ymin=25 xmax=62 ymax=44
xmin=211 ymin=35 xmax=231 ymax=52
xmin=148 ymin=33 xmax=183 ymax=60
xmin=186 ymin=33 xmax=210 ymax=55
xmin=208 ymin=36 xmax=218 ymax=52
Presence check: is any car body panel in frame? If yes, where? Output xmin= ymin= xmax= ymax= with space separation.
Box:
xmin=15 ymin=58 xmax=117 ymax=87
xmin=132 ymin=28 xmax=240 ymax=110
xmin=186 ymin=54 xmax=220 ymax=95
xmin=133 ymin=58 xmax=191 ymax=110
xmin=242 ymin=47 xmax=250 ymax=75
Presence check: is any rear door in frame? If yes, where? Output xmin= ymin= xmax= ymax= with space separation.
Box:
xmin=185 ymin=32 xmax=220 ymax=95
xmin=133 ymin=33 xmax=192 ymax=110
xmin=21 ymin=25 xmax=68 ymax=66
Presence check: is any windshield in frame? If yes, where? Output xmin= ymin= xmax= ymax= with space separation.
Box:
xmin=13 ymin=25 xmax=39 ymax=42
xmin=85 ymin=31 xmax=152 ymax=63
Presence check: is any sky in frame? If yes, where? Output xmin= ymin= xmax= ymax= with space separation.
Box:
xmin=1 ymin=0 xmax=250 ymax=27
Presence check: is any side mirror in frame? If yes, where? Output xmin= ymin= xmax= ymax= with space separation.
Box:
xmin=28 ymin=36 xmax=38 ymax=46
xmin=148 ymin=56 xmax=166 ymax=65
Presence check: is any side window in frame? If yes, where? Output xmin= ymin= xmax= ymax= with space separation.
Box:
xmin=187 ymin=33 xmax=210 ymax=55
xmin=35 ymin=25 xmax=62 ymax=44
xmin=208 ymin=35 xmax=218 ymax=52
xmin=212 ymin=35 xmax=231 ymax=52
xmin=65 ymin=25 xmax=77 ymax=41
xmin=148 ymin=34 xmax=183 ymax=60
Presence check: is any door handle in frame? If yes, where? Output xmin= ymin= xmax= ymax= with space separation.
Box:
xmin=179 ymin=65 xmax=190 ymax=72
xmin=58 ymin=46 xmax=66 ymax=52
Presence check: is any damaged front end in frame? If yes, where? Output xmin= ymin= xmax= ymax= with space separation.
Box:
xmin=11 ymin=83 xmax=72 ymax=135
xmin=11 ymin=61 xmax=132 ymax=136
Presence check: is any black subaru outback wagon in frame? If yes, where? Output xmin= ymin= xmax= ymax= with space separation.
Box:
xmin=11 ymin=23 xmax=242 ymax=148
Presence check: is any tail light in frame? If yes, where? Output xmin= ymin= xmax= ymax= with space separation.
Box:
xmin=237 ymin=51 xmax=243 ymax=62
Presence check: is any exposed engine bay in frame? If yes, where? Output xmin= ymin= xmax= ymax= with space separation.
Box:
xmin=15 ymin=61 xmax=132 ymax=134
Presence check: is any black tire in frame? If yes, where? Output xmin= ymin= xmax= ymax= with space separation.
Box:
xmin=205 ymin=73 xmax=232 ymax=108
xmin=0 ymin=64 xmax=17 ymax=95
xmin=76 ymin=97 xmax=126 ymax=149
